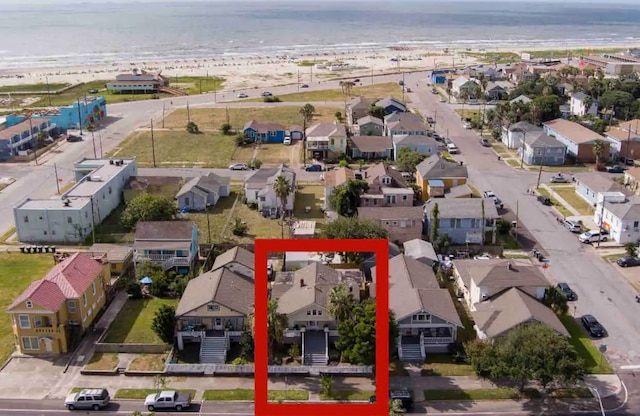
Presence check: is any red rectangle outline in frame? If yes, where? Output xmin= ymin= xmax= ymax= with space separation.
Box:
xmin=254 ymin=238 xmax=389 ymax=416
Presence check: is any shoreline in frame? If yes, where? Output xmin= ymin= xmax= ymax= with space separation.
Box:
xmin=0 ymin=42 xmax=637 ymax=93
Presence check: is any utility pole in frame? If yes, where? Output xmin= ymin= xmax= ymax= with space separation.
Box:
xmin=91 ymin=130 xmax=97 ymax=158
xmin=597 ymin=197 xmax=606 ymax=248
xmin=199 ymin=79 xmax=202 ymax=95
xmin=515 ymin=200 xmax=519 ymax=241
xmin=310 ymin=66 xmax=313 ymax=83
xmin=433 ymin=108 xmax=438 ymax=130
xmin=624 ymin=108 xmax=632 ymax=162
xmin=98 ymin=133 xmax=103 ymax=158
xmin=54 ymin=163 xmax=61 ymax=194
xmin=297 ymin=70 xmax=300 ymax=92
xmin=162 ymin=102 xmax=166 ymax=128
xmin=187 ymin=100 xmax=191 ymax=123
xmin=402 ymin=72 xmax=406 ymax=103
xmin=77 ymin=98 xmax=83 ymax=135
xmin=371 ymin=67 xmax=374 ymax=86
xmin=520 ymin=130 xmax=527 ymax=169
xmin=536 ymin=146 xmax=548 ymax=189
xmin=150 ymin=119 xmax=157 ymax=168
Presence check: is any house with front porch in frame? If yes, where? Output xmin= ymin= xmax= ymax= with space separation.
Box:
xmin=243 ymin=120 xmax=286 ymax=143
xmin=371 ymin=255 xmax=462 ymax=360
xmin=306 ymin=121 xmax=347 ymax=160
xmin=6 ymin=253 xmax=111 ymax=355
xmin=271 ymin=262 xmax=365 ymax=366
xmin=423 ymin=198 xmax=499 ymax=245
xmin=349 ymin=135 xmax=393 ymax=160
xmin=133 ymin=221 xmax=199 ymax=274
xmin=175 ymin=266 xmax=254 ymax=363
xmin=244 ymin=165 xmax=296 ymax=218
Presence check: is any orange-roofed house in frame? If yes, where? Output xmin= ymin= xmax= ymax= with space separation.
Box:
xmin=6 ymin=253 xmax=110 ymax=355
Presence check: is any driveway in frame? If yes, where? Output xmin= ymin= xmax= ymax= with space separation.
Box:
xmin=405 ymin=74 xmax=640 ymax=369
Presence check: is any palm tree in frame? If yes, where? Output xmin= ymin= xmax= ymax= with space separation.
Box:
xmin=593 ymin=139 xmax=606 ymax=168
xmin=273 ymin=175 xmax=292 ymax=220
xmin=328 ymin=284 xmax=355 ymax=322
xmin=389 ymin=399 xmax=405 ymax=416
xmin=299 ymin=103 xmax=315 ymax=124
xmin=248 ymin=299 xmax=288 ymax=363
xmin=583 ymin=95 xmax=594 ymax=115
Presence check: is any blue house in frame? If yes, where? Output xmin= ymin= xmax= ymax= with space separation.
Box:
xmin=0 ymin=117 xmax=55 ymax=160
xmin=423 ymin=198 xmax=500 ymax=245
xmin=431 ymin=70 xmax=447 ymax=84
xmin=374 ymin=96 xmax=406 ymax=115
xmin=243 ymin=120 xmax=286 ymax=143
xmin=393 ymin=134 xmax=440 ymax=160
xmin=6 ymin=96 xmax=107 ymax=131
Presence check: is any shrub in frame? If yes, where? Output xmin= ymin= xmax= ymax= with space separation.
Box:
xmin=220 ymin=122 xmax=233 ymax=135
xmin=186 ymin=121 xmax=200 ymax=134
xmin=496 ymin=218 xmax=512 ymax=234
xmin=263 ymin=96 xmax=281 ymax=103
xmin=231 ymin=218 xmax=248 ymax=236
xmin=288 ymin=343 xmax=300 ymax=360
xmin=126 ymin=281 xmax=143 ymax=299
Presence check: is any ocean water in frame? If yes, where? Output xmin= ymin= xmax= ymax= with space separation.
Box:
xmin=0 ymin=1 xmax=639 ymax=69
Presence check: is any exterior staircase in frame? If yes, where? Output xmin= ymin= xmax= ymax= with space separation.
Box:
xmin=400 ymin=343 xmax=423 ymax=362
xmin=199 ymin=337 xmax=227 ymax=364
xmin=303 ymin=353 xmax=328 ymax=366
xmin=159 ymin=86 xmax=188 ymax=96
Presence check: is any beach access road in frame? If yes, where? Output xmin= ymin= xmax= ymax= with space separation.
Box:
xmin=404 ymin=71 xmax=640 ymax=371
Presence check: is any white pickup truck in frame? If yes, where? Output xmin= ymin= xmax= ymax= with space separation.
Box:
xmin=145 ymin=390 xmax=192 ymax=411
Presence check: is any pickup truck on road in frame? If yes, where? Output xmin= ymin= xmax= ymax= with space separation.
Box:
xmin=145 ymin=390 xmax=192 ymax=411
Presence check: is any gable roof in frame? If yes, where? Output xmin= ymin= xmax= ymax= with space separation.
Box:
xmin=357 ymin=115 xmax=383 ymax=126
xmin=416 ymin=155 xmax=468 ymax=179
xmin=211 ymin=246 xmax=255 ymax=272
xmin=508 ymin=121 xmax=542 ymax=133
xmin=323 ymin=167 xmax=356 ymax=187
xmin=7 ymin=253 xmax=104 ymax=312
xmin=375 ymin=96 xmax=406 ymax=112
xmin=306 ymin=121 xmax=347 ymax=137
xmin=358 ymin=206 xmax=424 ymax=221
xmin=472 ymin=287 xmax=569 ymax=338
xmin=543 ymin=118 xmax=605 ymax=144
xmin=384 ymin=112 xmax=423 ymax=126
xmin=452 ymin=258 xmax=549 ymax=296
xmin=424 ymin=198 xmax=500 ymax=219
xmin=134 ymin=221 xmax=194 ymax=240
xmin=393 ymin=134 xmax=439 ymax=147
xmin=605 ymin=195 xmax=640 ymax=221
xmin=387 ymin=117 xmax=426 ymax=132
xmin=403 ymin=239 xmax=438 ymax=262
xmin=348 ymin=96 xmax=371 ymax=110
xmin=618 ymin=119 xmax=640 ymax=135
xmin=371 ymin=255 xmax=462 ymax=326
xmin=605 ymin=127 xmax=640 ymax=142
xmin=176 ymin=173 xmax=230 ymax=198
xmin=243 ymin=120 xmax=285 ymax=133
xmin=175 ymin=267 xmax=254 ymax=316
xmin=363 ymin=163 xmax=406 ymax=186
xmin=351 ymin=136 xmax=393 ymax=153
xmin=245 ymin=167 xmax=279 ymax=187
xmin=577 ymin=172 xmax=628 ymax=195
xmin=527 ymin=132 xmax=566 ymax=148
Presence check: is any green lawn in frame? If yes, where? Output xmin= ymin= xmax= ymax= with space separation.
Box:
xmin=89 ymin=205 xmax=134 ymax=244
xmin=524 ymin=48 xmax=625 ymax=60
xmin=320 ymin=390 xmax=375 ymax=401
xmin=602 ymin=253 xmax=624 ymax=263
xmin=536 ymin=188 xmax=572 ymax=217
xmin=558 ymin=314 xmax=613 ymax=374
xmin=103 ymin=298 xmax=179 ymax=344
xmin=167 ymin=75 xmax=225 ymax=95
xmin=553 ymin=188 xmax=595 ymax=216
xmin=420 ymin=354 xmax=476 ymax=376
xmin=245 ymin=82 xmax=408 ymax=103
xmin=162 ymin=106 xmax=336 ymax=131
xmin=424 ymin=388 xmax=541 ymax=401
xmin=127 ymin=353 xmax=168 ymax=371
xmin=462 ymin=52 xmax=521 ymax=64
xmin=107 ymin=131 xmax=237 ymax=168
xmin=0 ymin=82 xmax=70 ymax=93
xmin=0 ymin=254 xmax=56 ymax=363
xmin=114 ymin=389 xmax=196 ymax=399
xmin=84 ymin=352 xmax=119 ymax=371
xmin=293 ymin=185 xmax=326 ymax=224
xmin=203 ymin=389 xmax=309 ymax=401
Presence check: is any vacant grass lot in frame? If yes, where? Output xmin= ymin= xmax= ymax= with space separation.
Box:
xmin=90 ymin=205 xmax=134 ymax=244
xmin=0 ymin=82 xmax=70 ymax=93
xmin=162 ymin=106 xmax=336 ymax=131
xmin=320 ymin=390 xmax=375 ymax=401
xmin=558 ymin=314 xmax=614 ymax=374
xmin=424 ymin=388 xmax=541 ymax=401
xmin=231 ymin=142 xmax=299 ymax=165
xmin=84 ymin=352 xmax=119 ymax=371
xmin=108 ymin=131 xmax=236 ymax=168
xmin=104 ymin=298 xmax=179 ymax=344
xmin=248 ymin=82 xmax=408 ymax=103
xmin=553 ymin=188 xmax=595 ymax=215
xmin=536 ymin=188 xmax=572 ymax=217
xmin=524 ymin=48 xmax=625 ymax=59
xmin=462 ymin=52 xmax=521 ymax=64
xmin=0 ymin=254 xmax=55 ymax=363
xmin=293 ymin=185 xmax=326 ymax=223
xmin=203 ymin=389 xmax=309 ymax=401
xmin=127 ymin=353 xmax=168 ymax=372
xmin=114 ymin=389 xmax=196 ymax=399
xmin=420 ymin=354 xmax=476 ymax=376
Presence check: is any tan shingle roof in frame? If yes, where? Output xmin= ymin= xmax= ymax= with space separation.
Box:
xmin=134 ymin=221 xmax=194 ymax=240
xmin=472 ymin=288 xmax=569 ymax=338
xmin=212 ymin=246 xmax=254 ymax=272
xmin=176 ymin=268 xmax=254 ymax=316
xmin=323 ymin=167 xmax=356 ymax=187
xmin=544 ymin=118 xmax=605 ymax=144
xmin=358 ymin=206 xmax=424 ymax=221
xmin=350 ymin=136 xmax=393 ymax=153
xmin=416 ymin=155 xmax=468 ymax=179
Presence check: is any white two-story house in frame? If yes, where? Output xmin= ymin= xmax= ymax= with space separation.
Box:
xmin=133 ymin=221 xmax=199 ymax=275
xmin=244 ymin=165 xmax=296 ymax=218
xmin=594 ymin=193 xmax=640 ymax=244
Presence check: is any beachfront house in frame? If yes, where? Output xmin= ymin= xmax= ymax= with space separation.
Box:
xmin=106 ymin=70 xmax=169 ymax=94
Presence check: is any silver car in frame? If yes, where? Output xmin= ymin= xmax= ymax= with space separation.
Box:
xmin=65 ymin=388 xmax=110 ymax=410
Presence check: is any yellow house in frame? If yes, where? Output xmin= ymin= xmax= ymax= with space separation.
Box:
xmin=6 ymin=253 xmax=111 ymax=355
xmin=88 ymin=243 xmax=133 ymax=276
xmin=416 ymin=155 xmax=469 ymax=201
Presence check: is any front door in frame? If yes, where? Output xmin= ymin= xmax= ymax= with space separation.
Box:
xmin=307 ymin=321 xmax=319 ymax=329
xmin=42 ymin=337 xmax=53 ymax=352
xmin=214 ymin=318 xmax=223 ymax=330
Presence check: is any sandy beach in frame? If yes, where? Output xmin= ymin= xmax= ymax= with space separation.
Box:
xmin=0 ymin=43 xmax=637 ymax=92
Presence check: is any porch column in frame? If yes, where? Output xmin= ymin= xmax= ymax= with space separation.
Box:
xmin=420 ymin=332 xmax=425 ymax=360
xmin=301 ymin=327 xmax=306 ymax=364
xmin=177 ymin=333 xmax=184 ymax=350
xmin=324 ymin=327 xmax=329 ymax=364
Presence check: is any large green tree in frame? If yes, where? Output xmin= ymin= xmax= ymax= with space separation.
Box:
xmin=531 ymin=95 xmax=561 ymax=122
xmin=335 ymin=299 xmax=399 ymax=366
xmin=121 ymin=193 xmax=175 ymax=230
xmin=323 ymin=217 xmax=388 ymax=262
xmin=368 ymin=106 xmax=386 ymax=119
xmin=465 ymin=323 xmax=585 ymax=391
xmin=396 ymin=147 xmax=427 ymax=173
xmin=151 ymin=304 xmax=177 ymax=344
xmin=273 ymin=175 xmax=292 ymax=219
xmin=248 ymin=299 xmax=288 ymax=363
xmin=328 ymin=284 xmax=356 ymax=322
xmin=328 ymin=179 xmax=369 ymax=217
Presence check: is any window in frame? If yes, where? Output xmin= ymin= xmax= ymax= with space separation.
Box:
xmin=52 ymin=230 xmax=56 ymax=235
xmin=26 ymin=300 xmax=33 ymax=309
xmin=39 ymin=216 xmax=43 ymax=220
xmin=18 ymin=315 xmax=30 ymax=329
xmin=411 ymin=313 xmax=431 ymax=322
xmin=634 ymin=221 xmax=639 ymax=228
xmin=67 ymin=217 xmax=72 ymax=224
xmin=68 ymin=300 xmax=77 ymax=314
xmin=386 ymin=195 xmax=397 ymax=204
xmin=43 ymin=231 xmax=47 ymax=235
xmin=23 ymin=216 xmax=29 ymax=223
xmin=207 ymin=304 xmax=220 ymax=311
xmin=382 ymin=176 xmax=391 ymax=185
xmin=21 ymin=337 xmax=39 ymax=351
xmin=403 ymin=195 xmax=407 ymax=200
xmin=455 ymin=219 xmax=462 ymax=228
xmin=108 ymin=186 xmax=112 ymax=194
xmin=34 ymin=317 xmax=43 ymax=328
xmin=184 ymin=197 xmax=190 ymax=206
xmin=307 ymin=310 xmax=311 ymax=315
xmin=83 ymin=293 xmax=87 ymax=307
xmin=91 ymin=282 xmax=96 ymax=295
xmin=312 ymin=310 xmax=317 ymax=316
xmin=449 ymin=219 xmax=455 ymax=228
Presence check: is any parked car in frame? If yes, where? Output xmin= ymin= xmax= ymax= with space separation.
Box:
xmin=398 ymin=80 xmax=405 ymax=86
xmin=66 ymin=134 xmax=83 ymax=142
xmin=617 ymin=256 xmax=640 ymax=267
xmin=145 ymin=390 xmax=192 ymax=412
xmin=608 ymin=165 xmax=626 ymax=173
xmin=229 ymin=163 xmax=248 ymax=171
xmin=65 ymin=388 xmax=110 ymax=411
xmin=446 ymin=143 xmax=460 ymax=154
xmin=537 ymin=195 xmax=552 ymax=206
xmin=620 ymin=157 xmax=635 ymax=166
xmin=426 ymin=116 xmax=435 ymax=124
xmin=578 ymin=229 xmax=608 ymax=243
xmin=431 ymin=88 xmax=438 ymax=94
xmin=550 ymin=173 xmax=569 ymax=183
xmin=479 ymin=138 xmax=491 ymax=147
xmin=261 ymin=91 xmax=272 ymax=97
xmin=88 ymin=89 xmax=99 ymax=94
xmin=439 ymin=96 xmax=446 ymax=102
xmin=369 ymin=391 xmax=414 ymax=412
xmin=562 ymin=219 xmax=582 ymax=233
xmin=581 ymin=314 xmax=606 ymax=338
xmin=305 ymin=164 xmax=323 ymax=172
xmin=237 ymin=93 xmax=248 ymax=98
xmin=462 ymin=121 xmax=472 ymax=129
xmin=432 ymin=133 xmax=442 ymax=141
xmin=405 ymin=87 xmax=412 ymax=93
xmin=483 ymin=190 xmax=503 ymax=207
xmin=557 ymin=282 xmax=577 ymax=301
xmin=353 ymin=78 xmax=360 ymax=83
xmin=300 ymin=84 xmax=309 ymax=88
xmin=283 ymin=137 xmax=292 ymax=145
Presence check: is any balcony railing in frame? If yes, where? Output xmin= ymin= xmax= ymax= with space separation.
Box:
xmin=34 ymin=325 xmax=62 ymax=334
xmin=307 ymin=144 xmax=329 ymax=150
xmin=422 ymin=336 xmax=453 ymax=344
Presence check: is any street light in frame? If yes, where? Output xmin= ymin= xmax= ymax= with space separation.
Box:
xmin=589 ymin=387 xmax=606 ymax=416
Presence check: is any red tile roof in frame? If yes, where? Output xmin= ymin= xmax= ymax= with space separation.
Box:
xmin=7 ymin=253 xmax=104 ymax=312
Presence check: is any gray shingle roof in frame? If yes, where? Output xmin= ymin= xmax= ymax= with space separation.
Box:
xmin=375 ymin=96 xmax=406 ymax=111
xmin=243 ymin=120 xmax=286 ymax=133
xmin=527 ymin=132 xmax=566 ymax=148
xmin=605 ymin=195 xmax=640 ymax=221
xmin=472 ymin=287 xmax=569 ymax=338
xmin=358 ymin=206 xmax=424 ymax=221
xmin=357 ymin=115 xmax=383 ymax=126
xmin=424 ymin=198 xmax=499 ymax=219
xmin=348 ymin=97 xmax=371 ymax=110
xmin=175 ymin=267 xmax=254 ymax=316
xmin=350 ymin=135 xmax=393 ymax=153
xmin=212 ymin=246 xmax=254 ymax=272
xmin=508 ymin=121 xmax=542 ymax=133
xmin=416 ymin=155 xmax=468 ymax=179
xmin=134 ymin=221 xmax=194 ymax=240
xmin=306 ymin=121 xmax=347 ymax=137
xmin=245 ymin=168 xmax=279 ymax=186
xmin=384 ymin=112 xmax=422 ymax=125
xmin=393 ymin=134 xmax=439 ymax=146
xmin=403 ymin=239 xmax=437 ymax=263
xmin=176 ymin=173 xmax=229 ymax=198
